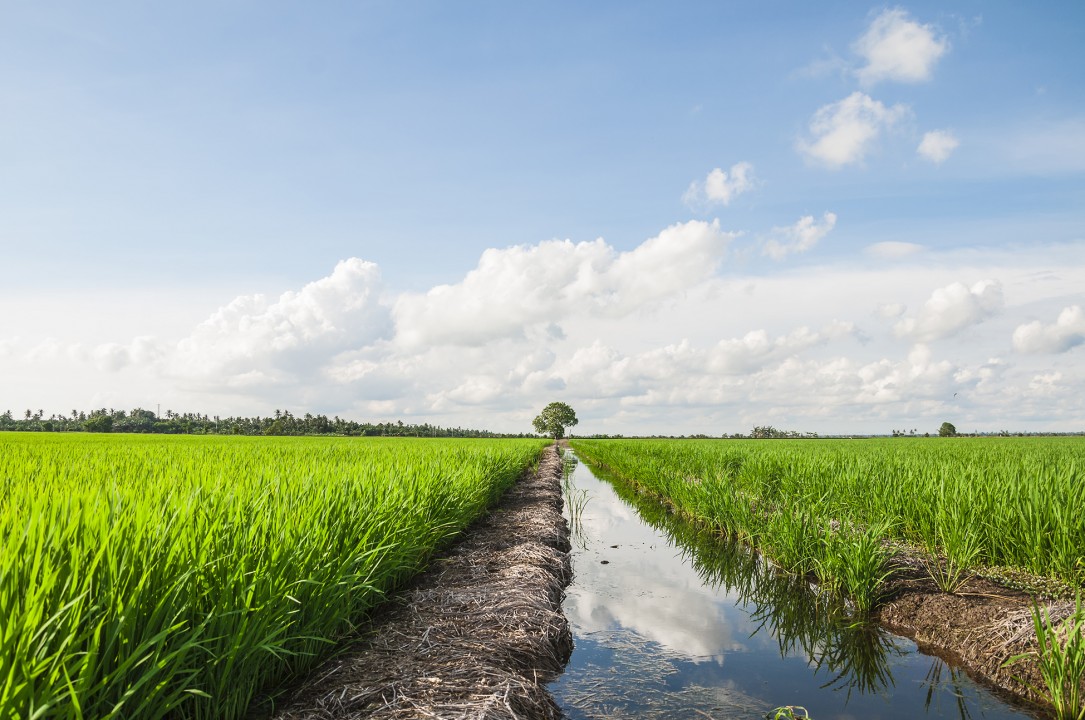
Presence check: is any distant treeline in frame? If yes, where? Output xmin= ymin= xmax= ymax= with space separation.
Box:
xmin=580 ymin=423 xmax=1085 ymax=440
xmin=0 ymin=408 xmax=534 ymax=438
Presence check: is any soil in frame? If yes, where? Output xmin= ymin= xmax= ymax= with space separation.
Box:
xmin=572 ymin=450 xmax=1080 ymax=718
xmin=250 ymin=442 xmax=1080 ymax=718
xmin=874 ymin=558 xmax=1082 ymax=717
xmin=255 ymin=445 xmax=572 ymax=720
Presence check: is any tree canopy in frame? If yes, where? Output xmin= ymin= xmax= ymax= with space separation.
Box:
xmin=532 ymin=402 xmax=578 ymax=439
xmin=939 ymin=421 xmax=958 ymax=437
xmin=0 ymin=407 xmax=529 ymax=438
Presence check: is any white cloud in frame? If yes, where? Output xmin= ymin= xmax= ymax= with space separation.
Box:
xmin=522 ymin=323 xmax=860 ymax=410
xmin=876 ymin=303 xmax=907 ymax=319
xmin=91 ymin=337 xmax=164 ymax=373
xmin=1028 ymin=371 xmax=1062 ymax=395
xmin=917 ymin=130 xmax=959 ymax=163
xmin=865 ymin=241 xmax=924 ymax=260
xmin=394 ymin=219 xmax=735 ymax=347
xmin=894 ymin=280 xmax=1003 ymax=342
xmin=172 ymin=258 xmax=391 ymax=387
xmin=1013 ymin=305 xmax=1085 ymax=354
xmin=853 ymin=8 xmax=948 ymax=86
xmin=3 ymin=236 xmax=1083 ymax=436
xmin=763 ymin=212 xmax=837 ymax=260
xmin=683 ymin=162 xmax=754 ymax=208
xmin=711 ymin=322 xmax=855 ymax=374
xmin=854 ymin=343 xmax=955 ymax=403
xmin=798 ymin=92 xmax=909 ymax=168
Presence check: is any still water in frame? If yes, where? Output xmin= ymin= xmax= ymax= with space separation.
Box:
xmin=549 ymin=452 xmax=1042 ymax=720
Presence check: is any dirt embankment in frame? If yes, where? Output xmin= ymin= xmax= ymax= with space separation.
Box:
xmin=573 ymin=451 xmax=1078 ymax=716
xmin=875 ymin=559 xmax=1082 ymax=715
xmin=261 ymin=446 xmax=572 ymax=720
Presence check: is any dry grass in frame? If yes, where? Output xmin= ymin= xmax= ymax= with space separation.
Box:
xmin=260 ymin=446 xmax=572 ymax=720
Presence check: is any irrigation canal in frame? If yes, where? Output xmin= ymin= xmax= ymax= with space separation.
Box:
xmin=548 ymin=451 xmax=1042 ymax=720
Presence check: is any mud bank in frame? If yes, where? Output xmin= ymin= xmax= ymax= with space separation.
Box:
xmin=877 ymin=567 xmax=1082 ymax=715
xmin=571 ymin=453 xmax=1079 ymax=717
xmin=264 ymin=446 xmax=572 ymax=720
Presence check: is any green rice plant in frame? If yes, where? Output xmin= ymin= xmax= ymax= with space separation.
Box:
xmin=806 ymin=520 xmax=894 ymax=614
xmin=821 ymin=522 xmax=895 ymax=614
xmin=765 ymin=508 xmax=822 ymax=577
xmin=566 ymin=487 xmax=590 ymax=546
xmin=571 ymin=437 xmax=1084 ymax=613
xmin=0 ymin=434 xmax=546 ymax=719
xmin=1004 ymin=593 xmax=1085 ymax=720
xmin=767 ymin=705 xmax=811 ymax=719
xmin=602 ymin=466 xmax=904 ymax=697
xmin=923 ymin=489 xmax=983 ymax=594
xmin=561 ymin=453 xmax=592 ymax=545
xmin=923 ymin=522 xmax=983 ymax=594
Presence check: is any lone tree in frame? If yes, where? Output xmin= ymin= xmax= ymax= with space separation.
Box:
xmin=939 ymin=421 xmax=958 ymax=437
xmin=532 ymin=401 xmax=578 ymax=440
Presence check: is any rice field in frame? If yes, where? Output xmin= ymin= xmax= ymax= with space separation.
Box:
xmin=570 ymin=438 xmax=1085 ymax=609
xmin=0 ymin=433 xmax=546 ymax=720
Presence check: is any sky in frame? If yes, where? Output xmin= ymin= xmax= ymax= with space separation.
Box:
xmin=1 ymin=1 xmax=1083 ymax=436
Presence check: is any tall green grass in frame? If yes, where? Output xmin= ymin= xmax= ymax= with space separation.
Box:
xmin=1006 ymin=593 xmax=1085 ymax=720
xmin=570 ymin=438 xmax=1085 ymax=610
xmin=0 ymin=434 xmax=545 ymax=719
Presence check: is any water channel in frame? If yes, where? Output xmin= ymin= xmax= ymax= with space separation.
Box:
xmin=549 ymin=451 xmax=1043 ymax=720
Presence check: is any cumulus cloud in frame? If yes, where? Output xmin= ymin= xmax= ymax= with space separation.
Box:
xmin=855 ymin=343 xmax=955 ymax=403
xmin=710 ymin=322 xmax=855 ymax=374
xmin=394 ymin=220 xmax=735 ymax=347
xmin=91 ymin=337 xmax=165 ymax=372
xmin=1028 ymin=371 xmax=1062 ymax=395
xmin=865 ymin=241 xmax=924 ymax=260
xmin=1013 ymin=305 xmax=1085 ymax=354
xmin=918 ymin=130 xmax=959 ymax=163
xmin=728 ymin=343 xmax=957 ymax=412
xmin=24 ymin=339 xmax=85 ymax=365
xmin=6 ymin=234 xmax=1083 ymax=436
xmin=763 ymin=212 xmax=837 ymax=260
xmin=853 ymin=8 xmax=948 ymax=86
xmin=173 ymin=258 xmax=391 ymax=386
xmin=528 ymin=322 xmax=859 ymax=408
xmin=798 ymin=92 xmax=909 ymax=168
xmin=894 ymin=280 xmax=1003 ymax=342
xmin=683 ymin=162 xmax=754 ymax=208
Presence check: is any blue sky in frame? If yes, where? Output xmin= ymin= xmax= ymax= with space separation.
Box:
xmin=2 ymin=2 xmax=1083 ymax=434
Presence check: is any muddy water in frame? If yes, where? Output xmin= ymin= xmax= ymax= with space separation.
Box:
xmin=550 ymin=452 xmax=1042 ymax=720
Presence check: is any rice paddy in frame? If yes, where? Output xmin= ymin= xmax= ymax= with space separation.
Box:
xmin=569 ymin=438 xmax=1085 ymax=601
xmin=569 ymin=437 xmax=1085 ymax=717
xmin=551 ymin=445 xmax=1041 ymax=720
xmin=0 ymin=433 xmax=546 ymax=719
xmin=5 ymin=432 xmax=1083 ymax=718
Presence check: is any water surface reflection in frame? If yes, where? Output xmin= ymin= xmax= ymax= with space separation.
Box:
xmin=551 ymin=451 xmax=1039 ymax=720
